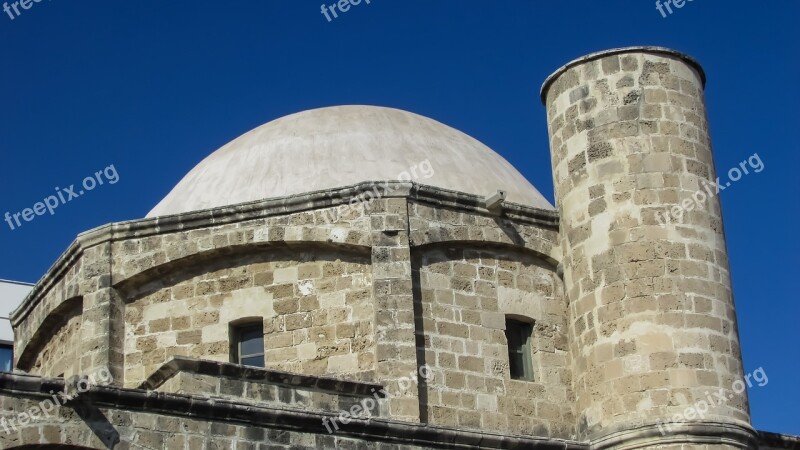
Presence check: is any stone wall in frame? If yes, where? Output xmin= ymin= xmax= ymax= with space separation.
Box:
xmin=415 ymin=244 xmax=574 ymax=439
xmin=368 ymin=197 xmax=422 ymax=423
xmin=25 ymin=305 xmax=82 ymax=378
xmin=12 ymin=239 xmax=125 ymax=382
xmin=122 ymin=246 xmax=374 ymax=388
xmin=16 ymin=296 xmax=82 ymax=377
xmin=12 ymin=249 xmax=84 ymax=377
xmin=0 ymin=370 xmax=587 ymax=450
xmin=144 ymin=357 xmax=386 ymax=420
xmin=408 ymin=202 xmax=561 ymax=262
xmin=0 ymin=394 xmax=416 ymax=450
xmin=11 ymin=184 xmax=568 ymax=434
xmin=542 ymin=48 xmax=749 ymax=440
xmin=157 ymin=372 xmax=382 ymax=418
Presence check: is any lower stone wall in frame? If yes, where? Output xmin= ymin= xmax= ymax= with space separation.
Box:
xmin=0 ymin=395 xmax=415 ymax=450
xmin=0 ymin=368 xmax=767 ymax=450
xmin=0 ymin=390 xmax=766 ymax=450
xmin=0 ymin=388 xmax=585 ymax=450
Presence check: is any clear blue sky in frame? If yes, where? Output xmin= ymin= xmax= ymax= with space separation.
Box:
xmin=0 ymin=0 xmax=797 ymax=436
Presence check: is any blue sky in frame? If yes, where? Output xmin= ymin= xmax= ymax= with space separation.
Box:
xmin=0 ymin=0 xmax=797 ymax=436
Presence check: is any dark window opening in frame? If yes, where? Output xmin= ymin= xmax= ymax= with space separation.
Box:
xmin=231 ymin=322 xmax=265 ymax=368
xmin=506 ymin=319 xmax=534 ymax=381
xmin=0 ymin=342 xmax=13 ymax=372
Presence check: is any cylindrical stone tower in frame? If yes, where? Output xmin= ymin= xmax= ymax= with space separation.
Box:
xmin=541 ymin=47 xmax=755 ymax=447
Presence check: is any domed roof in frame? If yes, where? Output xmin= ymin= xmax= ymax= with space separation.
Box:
xmin=147 ymin=106 xmax=552 ymax=217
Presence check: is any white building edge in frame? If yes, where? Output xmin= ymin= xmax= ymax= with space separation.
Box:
xmin=0 ymin=279 xmax=33 ymax=370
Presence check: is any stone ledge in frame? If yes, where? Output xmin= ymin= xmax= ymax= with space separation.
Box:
xmin=408 ymin=183 xmax=558 ymax=229
xmin=0 ymin=371 xmax=585 ymax=450
xmin=131 ymin=181 xmax=557 ymax=233
xmin=138 ymin=356 xmax=385 ymax=398
xmin=589 ymin=421 xmax=758 ymax=450
xmin=1 ymin=371 xmax=783 ymax=449
xmin=758 ymin=431 xmax=800 ymax=450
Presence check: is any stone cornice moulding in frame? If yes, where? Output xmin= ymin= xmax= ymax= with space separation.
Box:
xmin=757 ymin=431 xmax=800 ymax=450
xmin=10 ymin=239 xmax=82 ymax=327
xmin=589 ymin=421 xmax=758 ymax=450
xmin=11 ymin=181 xmax=558 ymax=326
xmin=540 ymin=45 xmax=707 ymax=104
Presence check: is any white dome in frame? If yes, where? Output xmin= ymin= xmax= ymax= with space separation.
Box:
xmin=147 ymin=105 xmax=552 ymax=217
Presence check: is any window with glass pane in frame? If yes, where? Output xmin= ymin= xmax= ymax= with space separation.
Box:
xmin=0 ymin=344 xmax=13 ymax=372
xmin=505 ymin=320 xmax=534 ymax=381
xmin=231 ymin=323 xmax=264 ymax=368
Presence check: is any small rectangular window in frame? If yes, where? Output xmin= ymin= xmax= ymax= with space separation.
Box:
xmin=0 ymin=343 xmax=13 ymax=372
xmin=231 ymin=323 xmax=265 ymax=368
xmin=506 ymin=319 xmax=534 ymax=381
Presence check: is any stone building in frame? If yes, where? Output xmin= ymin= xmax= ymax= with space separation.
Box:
xmin=1 ymin=47 xmax=797 ymax=449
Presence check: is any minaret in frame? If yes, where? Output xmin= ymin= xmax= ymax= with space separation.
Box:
xmin=541 ymin=47 xmax=754 ymax=447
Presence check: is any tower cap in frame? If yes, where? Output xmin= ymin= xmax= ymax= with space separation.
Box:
xmin=540 ymin=46 xmax=706 ymax=105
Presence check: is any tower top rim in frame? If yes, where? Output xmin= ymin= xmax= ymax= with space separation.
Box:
xmin=539 ymin=46 xmax=706 ymax=105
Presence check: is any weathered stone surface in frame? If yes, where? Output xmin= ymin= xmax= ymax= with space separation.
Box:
xmin=542 ymin=47 xmax=749 ymax=442
xmin=414 ymin=246 xmax=573 ymax=439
